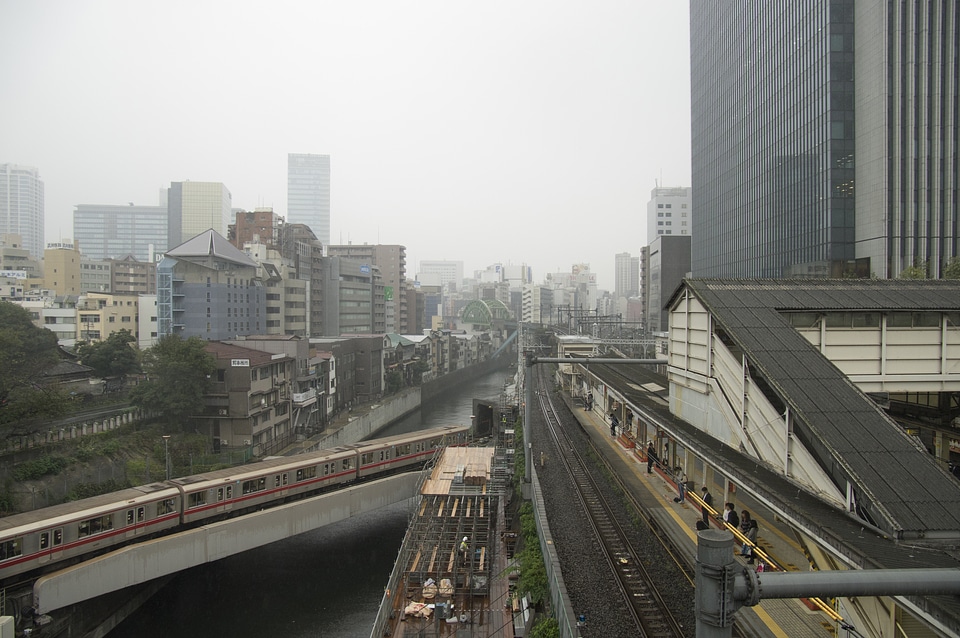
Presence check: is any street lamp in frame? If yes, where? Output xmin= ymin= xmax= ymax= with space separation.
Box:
xmin=162 ymin=435 xmax=171 ymax=480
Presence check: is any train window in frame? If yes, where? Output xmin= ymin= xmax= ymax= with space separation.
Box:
xmin=343 ymin=458 xmax=353 ymax=470
xmin=188 ymin=492 xmax=207 ymax=508
xmin=78 ymin=515 xmax=113 ymax=538
xmin=39 ymin=532 xmax=49 ymax=550
xmin=53 ymin=529 xmax=62 ymax=546
xmin=0 ymin=538 xmax=22 ymax=560
xmin=242 ymin=477 xmax=266 ymax=494
xmin=361 ymin=452 xmax=373 ymax=465
xmin=282 ymin=474 xmax=289 ymax=486
xmin=157 ymin=499 xmax=176 ymax=515
xmin=137 ymin=507 xmax=145 ymax=523
xmin=226 ymin=486 xmax=233 ymax=499
xmin=217 ymin=487 xmax=224 ymax=501
xmin=275 ymin=475 xmax=281 ymax=488
xmin=396 ymin=443 xmax=411 ymax=456
xmin=126 ymin=510 xmax=135 ymax=525
xmin=380 ymin=450 xmax=386 ymax=461
xmin=297 ymin=466 xmax=317 ymax=481
xmin=323 ymin=464 xmax=329 ymax=476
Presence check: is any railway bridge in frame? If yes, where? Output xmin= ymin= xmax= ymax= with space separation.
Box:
xmin=26 ymin=473 xmax=420 ymax=622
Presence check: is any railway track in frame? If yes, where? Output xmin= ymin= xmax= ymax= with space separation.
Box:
xmin=534 ymin=369 xmax=688 ymax=638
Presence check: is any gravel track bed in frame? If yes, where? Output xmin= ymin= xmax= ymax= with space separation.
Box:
xmin=530 ymin=381 xmax=696 ymax=637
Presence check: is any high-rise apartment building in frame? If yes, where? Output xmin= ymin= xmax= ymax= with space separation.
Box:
xmin=287 ymin=154 xmax=330 ymax=245
xmin=74 ymin=204 xmax=167 ymax=261
xmin=614 ymin=252 xmax=639 ymax=300
xmin=166 ymin=182 xmax=232 ymax=248
xmin=0 ymin=165 xmax=44 ymax=260
xmin=690 ymin=2 xmax=957 ymax=279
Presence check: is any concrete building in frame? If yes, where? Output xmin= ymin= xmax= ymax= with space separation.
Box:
xmin=110 ymin=255 xmax=156 ymax=295
xmin=166 ymin=181 xmax=232 ymax=248
xmin=79 ymin=258 xmax=112 ymax=293
xmin=76 ymin=292 xmax=139 ymax=343
xmin=690 ymin=3 xmax=958 ymax=279
xmin=229 ymin=208 xmax=282 ymax=250
xmin=73 ymin=203 xmax=167 ymax=261
xmin=287 ymin=153 xmax=330 ymax=245
xmin=1 ymin=234 xmax=43 ymax=298
xmin=18 ymin=295 xmax=79 ymax=347
xmin=200 ymin=341 xmax=294 ymax=457
xmin=0 ymin=165 xmax=44 ymax=260
xmin=156 ymin=229 xmax=264 ymax=340
xmin=43 ymin=240 xmax=82 ymax=296
xmin=614 ymin=252 xmax=639 ymax=301
xmin=327 ymin=244 xmax=406 ymax=333
xmin=318 ymin=256 xmax=384 ymax=337
xmin=645 ymin=235 xmax=691 ymax=334
xmin=645 ymin=187 xmax=692 ymax=242
xmin=137 ymin=294 xmax=158 ymax=349
xmin=418 ymin=260 xmax=464 ymax=292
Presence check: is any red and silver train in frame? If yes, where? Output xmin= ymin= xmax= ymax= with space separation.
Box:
xmin=0 ymin=425 xmax=469 ymax=584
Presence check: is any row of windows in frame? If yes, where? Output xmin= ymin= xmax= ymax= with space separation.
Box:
xmin=788 ymin=311 xmax=960 ymax=329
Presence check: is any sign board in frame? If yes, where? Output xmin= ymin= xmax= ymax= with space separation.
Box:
xmin=360 ymin=264 xmax=371 ymax=274
xmin=231 ymin=359 xmax=250 ymax=367
xmin=0 ymin=270 xmax=27 ymax=279
xmin=384 ymin=286 xmax=393 ymax=301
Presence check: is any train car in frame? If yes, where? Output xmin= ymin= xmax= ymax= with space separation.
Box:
xmin=355 ymin=425 xmax=470 ymax=479
xmin=171 ymin=445 xmax=360 ymax=525
xmin=0 ymin=483 xmax=181 ymax=583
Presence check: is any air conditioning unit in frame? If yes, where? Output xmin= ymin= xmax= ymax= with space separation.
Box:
xmin=243 ymin=439 xmax=251 ymax=446
xmin=218 ymin=409 xmax=228 ymax=416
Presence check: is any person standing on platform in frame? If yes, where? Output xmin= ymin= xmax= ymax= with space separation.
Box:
xmin=646 ymin=442 xmax=658 ymax=473
xmin=609 ymin=412 xmax=619 ymax=436
xmin=674 ymin=468 xmax=687 ymax=503
xmin=740 ymin=511 xmax=759 ymax=563
xmin=700 ymin=486 xmax=714 ymax=525
xmin=724 ymin=503 xmax=739 ymax=530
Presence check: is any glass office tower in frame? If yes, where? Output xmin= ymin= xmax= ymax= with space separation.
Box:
xmin=691 ymin=1 xmax=957 ymax=279
xmin=287 ymin=153 xmax=331 ymax=245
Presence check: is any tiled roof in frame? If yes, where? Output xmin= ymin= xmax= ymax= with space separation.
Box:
xmin=674 ymin=279 xmax=960 ymax=538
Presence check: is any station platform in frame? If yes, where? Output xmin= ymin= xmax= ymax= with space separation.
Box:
xmin=564 ymin=395 xmax=837 ymax=638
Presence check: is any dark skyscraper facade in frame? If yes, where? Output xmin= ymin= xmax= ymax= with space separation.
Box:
xmin=690 ymin=2 xmax=957 ymax=279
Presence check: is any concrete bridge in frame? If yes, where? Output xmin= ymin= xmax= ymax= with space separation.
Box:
xmin=32 ymin=473 xmax=420 ymax=616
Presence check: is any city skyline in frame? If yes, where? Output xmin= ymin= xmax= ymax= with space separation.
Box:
xmin=0 ymin=2 xmax=692 ymax=291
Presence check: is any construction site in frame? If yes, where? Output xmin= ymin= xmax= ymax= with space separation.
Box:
xmin=370 ymin=422 xmax=521 ymax=638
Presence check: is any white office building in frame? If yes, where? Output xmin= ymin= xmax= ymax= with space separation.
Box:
xmin=287 ymin=154 xmax=331 ymax=245
xmin=0 ymin=165 xmax=44 ymax=260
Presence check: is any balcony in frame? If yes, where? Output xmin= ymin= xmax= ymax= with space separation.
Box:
xmin=293 ymin=388 xmax=317 ymax=407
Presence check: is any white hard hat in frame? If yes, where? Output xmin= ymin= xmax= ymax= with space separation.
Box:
xmin=462 ymin=536 xmax=468 ymax=541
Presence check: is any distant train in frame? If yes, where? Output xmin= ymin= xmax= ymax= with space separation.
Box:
xmin=0 ymin=425 xmax=469 ymax=584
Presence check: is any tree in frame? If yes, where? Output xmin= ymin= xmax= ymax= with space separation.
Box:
xmin=0 ymin=301 xmax=69 ymax=433
xmin=898 ymin=261 xmax=928 ymax=279
xmin=77 ymin=329 xmax=141 ymax=379
xmin=129 ymin=335 xmax=216 ymax=430
xmin=944 ymin=257 xmax=960 ymax=279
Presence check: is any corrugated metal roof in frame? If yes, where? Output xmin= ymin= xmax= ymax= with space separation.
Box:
xmin=678 ymin=278 xmax=960 ymax=538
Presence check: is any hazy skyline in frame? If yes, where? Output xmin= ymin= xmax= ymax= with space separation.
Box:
xmin=1 ymin=1 xmax=691 ymax=290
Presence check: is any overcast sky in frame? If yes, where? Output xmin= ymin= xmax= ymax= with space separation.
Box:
xmin=1 ymin=1 xmax=690 ymax=290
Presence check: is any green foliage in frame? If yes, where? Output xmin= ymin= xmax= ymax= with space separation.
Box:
xmin=129 ymin=335 xmax=216 ymax=431
xmin=77 ymin=329 xmax=141 ymax=379
xmin=385 ymin=369 xmax=403 ymax=394
xmin=944 ymin=257 xmax=960 ymax=279
xmin=516 ymin=502 xmax=550 ymax=604
xmin=899 ymin=261 xmax=929 ymax=279
xmin=68 ymin=479 xmax=128 ymax=501
xmin=12 ymin=456 xmax=69 ymax=481
xmin=75 ymin=438 xmax=123 ymax=462
xmin=529 ymin=617 xmax=559 ymax=638
xmin=0 ymin=301 xmax=69 ymax=431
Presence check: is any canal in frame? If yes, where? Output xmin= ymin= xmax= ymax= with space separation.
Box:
xmin=113 ymin=368 xmax=517 ymax=638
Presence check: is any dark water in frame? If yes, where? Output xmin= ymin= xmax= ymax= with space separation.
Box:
xmin=114 ymin=368 xmax=516 ymax=638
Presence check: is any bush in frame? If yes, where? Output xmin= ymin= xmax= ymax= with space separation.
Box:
xmin=12 ymin=456 xmax=68 ymax=481
xmin=69 ymin=479 xmax=128 ymax=501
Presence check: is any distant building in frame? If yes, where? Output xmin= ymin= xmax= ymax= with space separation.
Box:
xmin=73 ymin=203 xmax=167 ymax=261
xmin=0 ymin=165 xmax=44 ymax=260
xmin=646 ymin=186 xmax=691 ymax=242
xmin=77 ymin=292 xmax=140 ymax=343
xmin=80 ymin=257 xmax=112 ymax=293
xmin=327 ymin=244 xmax=406 ymax=333
xmin=614 ymin=252 xmax=639 ymax=300
xmin=43 ymin=240 xmax=82 ymax=295
xmin=156 ymin=229 xmax=264 ymax=340
xmin=646 ymin=235 xmax=691 ymax=333
xmin=418 ymin=260 xmax=463 ymax=292
xmin=1 ymin=234 xmax=43 ymax=298
xmin=110 ymin=255 xmax=156 ymax=295
xmin=167 ymin=181 xmax=232 ymax=247
xmin=230 ymin=208 xmax=282 ymax=250
xmin=287 ymin=153 xmax=330 ymax=245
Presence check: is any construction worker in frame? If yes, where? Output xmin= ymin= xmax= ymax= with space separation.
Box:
xmin=460 ymin=536 xmax=469 ymax=563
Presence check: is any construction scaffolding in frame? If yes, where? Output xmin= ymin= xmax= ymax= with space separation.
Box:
xmin=372 ymin=442 xmax=517 ymax=637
